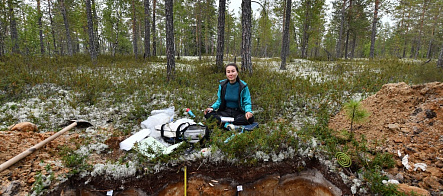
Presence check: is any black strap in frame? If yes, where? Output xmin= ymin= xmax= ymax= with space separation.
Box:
xmin=176 ymin=122 xmax=191 ymax=140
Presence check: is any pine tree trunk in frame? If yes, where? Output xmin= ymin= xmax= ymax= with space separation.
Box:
xmin=60 ymin=0 xmax=73 ymax=55
xmin=427 ymin=34 xmax=434 ymax=59
xmin=92 ymin=0 xmax=100 ymax=55
xmin=351 ymin=32 xmax=356 ymax=59
xmin=165 ymin=0 xmax=175 ymax=81
xmin=345 ymin=30 xmax=350 ymax=59
xmin=8 ymin=0 xmax=19 ymax=54
xmin=241 ymin=0 xmax=253 ymax=74
xmin=37 ymin=0 xmax=45 ymax=55
xmin=196 ymin=0 xmax=201 ymax=60
xmin=280 ymin=0 xmax=291 ymax=70
xmin=48 ymin=0 xmax=58 ymax=55
xmin=369 ymin=0 xmax=379 ymax=59
xmin=144 ymin=0 xmax=151 ymax=58
xmin=216 ymin=0 xmax=226 ymax=71
xmin=438 ymin=43 xmax=443 ymax=68
xmin=426 ymin=4 xmax=438 ymax=59
xmin=0 ymin=0 xmax=5 ymax=56
xmin=301 ymin=0 xmax=310 ymax=59
xmin=336 ymin=0 xmax=346 ymax=58
xmin=152 ymin=0 xmax=156 ymax=56
xmin=414 ymin=0 xmax=428 ymax=59
xmin=132 ymin=0 xmax=138 ymax=59
xmin=85 ymin=0 xmax=96 ymax=61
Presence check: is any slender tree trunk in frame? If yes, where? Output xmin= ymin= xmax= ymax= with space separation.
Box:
xmin=351 ymin=32 xmax=356 ymax=59
xmin=369 ymin=0 xmax=379 ymax=59
xmin=92 ymin=0 xmax=99 ymax=55
xmin=0 ymin=0 xmax=5 ymax=56
xmin=8 ymin=0 xmax=19 ymax=54
xmin=427 ymin=7 xmax=440 ymax=59
xmin=48 ymin=0 xmax=58 ymax=55
xmin=216 ymin=0 xmax=226 ymax=71
xmin=241 ymin=0 xmax=253 ymax=74
xmin=144 ymin=0 xmax=151 ymax=58
xmin=301 ymin=0 xmax=310 ymax=59
xmin=165 ymin=0 xmax=175 ymax=81
xmin=132 ymin=0 xmax=138 ymax=59
xmin=0 ymin=19 xmax=3 ymax=56
xmin=60 ymin=0 xmax=73 ymax=55
xmin=85 ymin=0 xmax=96 ymax=61
xmin=196 ymin=0 xmax=201 ymax=60
xmin=438 ymin=43 xmax=443 ymax=68
xmin=414 ymin=0 xmax=428 ymax=59
xmin=37 ymin=0 xmax=45 ymax=55
xmin=336 ymin=0 xmax=346 ymax=58
xmin=345 ymin=30 xmax=349 ymax=59
xmin=114 ymin=10 xmax=121 ymax=56
xmin=427 ymin=25 xmax=435 ymax=59
xmin=280 ymin=0 xmax=291 ymax=70
xmin=152 ymin=0 xmax=156 ymax=56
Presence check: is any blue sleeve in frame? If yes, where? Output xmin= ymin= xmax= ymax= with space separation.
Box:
xmin=210 ymin=84 xmax=222 ymax=110
xmin=242 ymin=86 xmax=253 ymax=113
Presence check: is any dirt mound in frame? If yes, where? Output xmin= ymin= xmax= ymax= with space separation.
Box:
xmin=0 ymin=129 xmax=80 ymax=195
xmin=329 ymin=82 xmax=443 ymax=193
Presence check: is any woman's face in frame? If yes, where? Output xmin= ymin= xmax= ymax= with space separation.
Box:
xmin=226 ymin=65 xmax=238 ymax=83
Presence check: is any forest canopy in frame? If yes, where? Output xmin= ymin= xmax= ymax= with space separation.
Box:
xmin=0 ymin=0 xmax=442 ymax=62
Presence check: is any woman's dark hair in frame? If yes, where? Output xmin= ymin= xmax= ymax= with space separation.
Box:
xmin=225 ymin=63 xmax=240 ymax=82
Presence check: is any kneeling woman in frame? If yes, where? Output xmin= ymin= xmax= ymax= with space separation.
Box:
xmin=204 ymin=63 xmax=254 ymax=128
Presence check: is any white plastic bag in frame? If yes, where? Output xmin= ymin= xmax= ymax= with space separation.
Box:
xmin=119 ymin=129 xmax=151 ymax=151
xmin=141 ymin=106 xmax=175 ymax=129
xmin=120 ymin=107 xmax=175 ymax=151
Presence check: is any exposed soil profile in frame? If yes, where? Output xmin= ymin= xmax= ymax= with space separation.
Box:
xmin=49 ymin=158 xmax=350 ymax=196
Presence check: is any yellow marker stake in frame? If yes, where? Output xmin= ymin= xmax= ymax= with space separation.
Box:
xmin=184 ymin=166 xmax=187 ymax=196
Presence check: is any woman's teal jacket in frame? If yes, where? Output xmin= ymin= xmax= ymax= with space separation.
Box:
xmin=210 ymin=79 xmax=253 ymax=113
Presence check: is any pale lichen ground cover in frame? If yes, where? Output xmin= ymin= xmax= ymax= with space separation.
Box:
xmin=1 ymin=58 xmax=373 ymax=195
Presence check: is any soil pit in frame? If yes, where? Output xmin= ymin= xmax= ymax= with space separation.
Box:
xmin=50 ymin=158 xmax=349 ymax=196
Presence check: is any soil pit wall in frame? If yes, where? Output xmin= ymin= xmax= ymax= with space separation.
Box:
xmin=53 ymin=159 xmax=349 ymax=196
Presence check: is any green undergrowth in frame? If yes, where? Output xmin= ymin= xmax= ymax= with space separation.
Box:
xmin=2 ymin=55 xmax=443 ymax=195
xmin=209 ymin=122 xmax=299 ymax=164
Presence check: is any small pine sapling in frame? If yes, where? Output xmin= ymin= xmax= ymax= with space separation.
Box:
xmin=344 ymin=99 xmax=370 ymax=139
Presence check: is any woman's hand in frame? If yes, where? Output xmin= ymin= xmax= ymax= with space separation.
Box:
xmin=245 ymin=112 xmax=253 ymax=120
xmin=204 ymin=108 xmax=213 ymax=115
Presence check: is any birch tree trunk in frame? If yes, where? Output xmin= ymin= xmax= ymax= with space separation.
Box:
xmin=280 ymin=0 xmax=292 ymax=70
xmin=216 ymin=0 xmax=226 ymax=71
xmin=165 ymin=0 xmax=175 ymax=81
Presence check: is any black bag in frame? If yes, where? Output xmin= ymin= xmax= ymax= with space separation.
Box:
xmin=161 ymin=122 xmax=209 ymax=144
